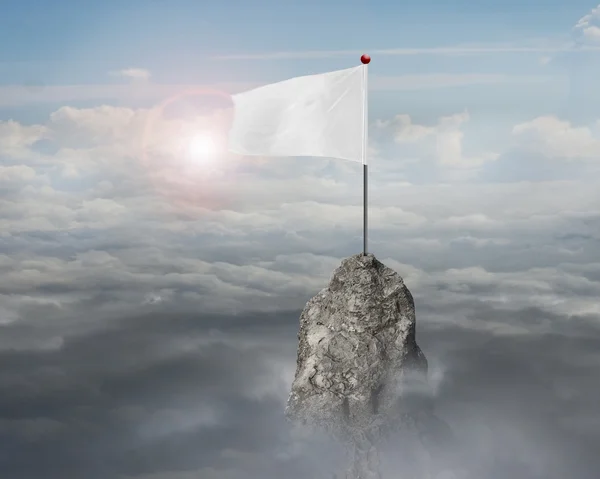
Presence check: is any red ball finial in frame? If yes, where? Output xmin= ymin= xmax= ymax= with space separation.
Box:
xmin=360 ymin=54 xmax=371 ymax=64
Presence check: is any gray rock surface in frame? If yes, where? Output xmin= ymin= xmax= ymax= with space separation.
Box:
xmin=286 ymin=253 xmax=431 ymax=478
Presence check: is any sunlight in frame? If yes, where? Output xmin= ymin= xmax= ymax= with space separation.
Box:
xmin=188 ymin=134 xmax=217 ymax=163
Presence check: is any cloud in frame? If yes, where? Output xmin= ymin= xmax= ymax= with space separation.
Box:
xmin=512 ymin=116 xmax=600 ymax=159
xmin=0 ymin=83 xmax=253 ymax=108
xmin=2 ymin=5 xmax=600 ymax=479
xmin=377 ymin=111 xmax=499 ymax=169
xmin=574 ymin=4 xmax=600 ymax=42
xmin=0 ymin=120 xmax=47 ymax=157
xmin=2 ymin=104 xmax=600 ymax=333
xmin=376 ymin=114 xmax=435 ymax=143
xmin=0 ymin=304 xmax=599 ymax=478
xmin=1 ymin=100 xmax=600 ymax=477
xmin=110 ymin=68 xmax=152 ymax=81
xmin=435 ymin=112 xmax=499 ymax=168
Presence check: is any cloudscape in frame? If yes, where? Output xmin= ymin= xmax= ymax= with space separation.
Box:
xmin=1 ymin=1 xmax=600 ymax=478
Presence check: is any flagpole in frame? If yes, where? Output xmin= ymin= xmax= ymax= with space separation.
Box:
xmin=361 ymin=54 xmax=370 ymax=256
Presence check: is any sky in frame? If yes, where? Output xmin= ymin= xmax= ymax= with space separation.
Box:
xmin=2 ymin=1 xmax=600 ymax=478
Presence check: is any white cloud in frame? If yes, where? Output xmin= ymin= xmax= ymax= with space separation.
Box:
xmin=585 ymin=25 xmax=600 ymax=40
xmin=435 ymin=111 xmax=497 ymax=168
xmin=376 ymin=114 xmax=435 ymax=143
xmin=0 ymin=165 xmax=36 ymax=183
xmin=2 ymin=103 xmax=600 ymax=333
xmin=378 ymin=111 xmax=499 ymax=169
xmin=0 ymin=120 xmax=47 ymax=157
xmin=50 ymin=105 xmax=146 ymax=145
xmin=109 ymin=68 xmax=152 ymax=81
xmin=512 ymin=116 xmax=600 ymax=159
xmin=0 ymin=82 xmax=257 ymax=108
xmin=574 ymin=4 xmax=600 ymax=42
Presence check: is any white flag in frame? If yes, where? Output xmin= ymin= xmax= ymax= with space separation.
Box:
xmin=228 ymin=65 xmax=367 ymax=164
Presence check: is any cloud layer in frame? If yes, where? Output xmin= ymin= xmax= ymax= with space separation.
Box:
xmin=1 ymin=55 xmax=600 ymax=478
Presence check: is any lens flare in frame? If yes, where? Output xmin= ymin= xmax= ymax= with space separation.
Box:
xmin=189 ymin=134 xmax=217 ymax=162
xmin=139 ymin=88 xmax=234 ymax=214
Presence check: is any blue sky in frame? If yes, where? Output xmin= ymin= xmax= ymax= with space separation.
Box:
xmin=0 ymin=0 xmax=597 ymax=81
xmin=1 ymin=0 xmax=588 ymax=65
xmin=1 ymin=0 xmax=599 ymax=128
xmin=2 ymin=2 xmax=600 ymax=479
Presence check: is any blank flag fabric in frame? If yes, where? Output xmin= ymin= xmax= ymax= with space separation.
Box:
xmin=228 ymin=65 xmax=367 ymax=164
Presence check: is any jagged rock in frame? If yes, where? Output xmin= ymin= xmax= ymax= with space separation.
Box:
xmin=286 ymin=253 xmax=430 ymax=478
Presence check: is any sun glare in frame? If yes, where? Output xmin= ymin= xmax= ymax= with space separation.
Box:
xmin=188 ymin=134 xmax=217 ymax=162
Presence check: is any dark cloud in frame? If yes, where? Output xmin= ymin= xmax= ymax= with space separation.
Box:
xmin=0 ymin=301 xmax=599 ymax=479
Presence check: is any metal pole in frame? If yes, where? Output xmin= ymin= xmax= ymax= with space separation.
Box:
xmin=362 ymin=63 xmax=368 ymax=256
xmin=363 ymin=163 xmax=368 ymax=255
